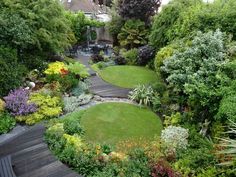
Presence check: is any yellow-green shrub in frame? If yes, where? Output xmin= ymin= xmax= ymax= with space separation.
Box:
xmin=44 ymin=61 xmax=68 ymax=75
xmin=0 ymin=99 xmax=5 ymax=112
xmin=16 ymin=92 xmax=62 ymax=125
xmin=154 ymin=45 xmax=174 ymax=72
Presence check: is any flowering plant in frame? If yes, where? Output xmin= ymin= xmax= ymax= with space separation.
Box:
xmin=44 ymin=61 xmax=68 ymax=75
xmin=161 ymin=126 xmax=189 ymax=152
xmin=4 ymin=88 xmax=37 ymax=116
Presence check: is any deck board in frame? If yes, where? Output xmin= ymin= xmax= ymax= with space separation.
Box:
xmin=0 ymin=125 xmax=81 ymax=177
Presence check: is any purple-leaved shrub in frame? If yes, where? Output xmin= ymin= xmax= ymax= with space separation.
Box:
xmin=4 ymin=88 xmax=37 ymax=116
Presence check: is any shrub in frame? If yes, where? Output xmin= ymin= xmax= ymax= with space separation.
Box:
xmin=216 ymin=80 xmax=236 ymax=122
xmin=91 ymin=54 xmax=104 ymax=63
xmin=0 ymin=46 xmax=25 ymax=97
xmin=0 ymin=99 xmax=5 ymax=112
xmin=118 ymin=19 xmax=148 ymax=49
xmin=63 ymin=94 xmax=92 ymax=113
xmin=113 ymin=55 xmax=127 ymax=65
xmin=151 ymin=160 xmax=178 ymax=177
xmin=63 ymin=118 xmax=84 ymax=135
xmin=71 ymin=81 xmax=89 ymax=96
xmin=154 ymin=45 xmax=175 ymax=72
xmin=161 ymin=126 xmax=189 ymax=152
xmin=137 ymin=45 xmax=155 ymax=66
xmin=4 ymin=88 xmax=37 ymax=116
xmin=161 ymin=30 xmax=226 ymax=117
xmin=67 ymin=62 xmax=89 ymax=79
xmin=16 ymin=92 xmax=62 ymax=125
xmin=0 ymin=112 xmax=16 ymax=134
xmin=44 ymin=61 xmax=68 ymax=75
xmin=118 ymin=0 xmax=161 ymax=22
xmin=129 ymin=85 xmax=158 ymax=106
xmin=217 ymin=120 xmax=236 ymax=168
xmin=122 ymin=48 xmax=138 ymax=65
xmin=46 ymin=73 xmax=79 ymax=92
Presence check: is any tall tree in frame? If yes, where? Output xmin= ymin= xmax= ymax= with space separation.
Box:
xmin=118 ymin=0 xmax=161 ymax=22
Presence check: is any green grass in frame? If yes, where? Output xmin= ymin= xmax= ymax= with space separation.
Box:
xmin=98 ymin=66 xmax=159 ymax=88
xmin=80 ymin=102 xmax=162 ymax=145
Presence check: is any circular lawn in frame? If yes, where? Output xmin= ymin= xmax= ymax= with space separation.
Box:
xmin=80 ymin=102 xmax=162 ymax=145
xmin=98 ymin=66 xmax=159 ymax=88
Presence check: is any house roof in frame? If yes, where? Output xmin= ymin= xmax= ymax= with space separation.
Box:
xmin=62 ymin=0 xmax=102 ymax=13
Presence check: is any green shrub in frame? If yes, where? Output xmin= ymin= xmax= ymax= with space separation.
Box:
xmin=0 ymin=112 xmax=16 ymax=134
xmin=46 ymin=73 xmax=79 ymax=92
xmin=118 ymin=19 xmax=148 ymax=49
xmin=154 ymin=45 xmax=174 ymax=72
xmin=16 ymin=92 xmax=62 ymax=125
xmin=63 ymin=118 xmax=84 ymax=135
xmin=63 ymin=94 xmax=92 ymax=113
xmin=129 ymin=85 xmax=161 ymax=112
xmin=67 ymin=62 xmax=89 ymax=79
xmin=71 ymin=81 xmax=89 ymax=96
xmin=122 ymin=48 xmax=138 ymax=65
xmin=0 ymin=99 xmax=5 ymax=112
xmin=0 ymin=46 xmax=26 ymax=97
xmin=161 ymin=30 xmax=227 ymax=120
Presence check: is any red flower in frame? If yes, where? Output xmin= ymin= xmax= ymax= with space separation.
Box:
xmin=60 ymin=68 xmax=69 ymax=77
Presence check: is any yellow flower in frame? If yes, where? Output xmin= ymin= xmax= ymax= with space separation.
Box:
xmin=44 ymin=61 xmax=68 ymax=75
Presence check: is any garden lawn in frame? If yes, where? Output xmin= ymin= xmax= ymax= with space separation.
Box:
xmin=80 ymin=102 xmax=162 ymax=145
xmin=98 ymin=66 xmax=159 ymax=88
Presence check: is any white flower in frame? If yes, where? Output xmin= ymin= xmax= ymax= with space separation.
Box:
xmin=161 ymin=126 xmax=189 ymax=151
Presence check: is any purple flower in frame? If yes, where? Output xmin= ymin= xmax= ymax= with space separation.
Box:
xmin=4 ymin=88 xmax=37 ymax=116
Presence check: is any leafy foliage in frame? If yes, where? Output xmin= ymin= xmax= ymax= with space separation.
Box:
xmin=118 ymin=20 xmax=148 ymax=49
xmin=44 ymin=61 xmax=68 ymax=75
xmin=65 ymin=11 xmax=103 ymax=44
xmin=154 ymin=45 xmax=175 ymax=72
xmin=0 ymin=99 xmax=5 ymax=112
xmin=161 ymin=126 xmax=189 ymax=152
xmin=161 ymin=30 xmax=226 ymax=115
xmin=137 ymin=45 xmax=155 ymax=66
xmin=118 ymin=0 xmax=161 ymax=22
xmin=0 ymin=0 xmax=75 ymax=54
xmin=217 ymin=80 xmax=236 ymax=122
xmin=4 ymin=88 xmax=37 ymax=116
xmin=16 ymin=92 xmax=62 ymax=125
xmin=0 ymin=112 xmax=16 ymax=135
xmin=149 ymin=0 xmax=201 ymax=49
xmin=129 ymin=85 xmax=161 ymax=112
xmin=217 ymin=120 xmax=236 ymax=168
xmin=67 ymin=62 xmax=89 ymax=79
xmin=63 ymin=94 xmax=92 ymax=113
xmin=122 ymin=48 xmax=138 ymax=65
xmin=0 ymin=46 xmax=25 ymax=97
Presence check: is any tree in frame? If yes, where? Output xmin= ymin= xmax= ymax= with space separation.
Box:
xmin=0 ymin=0 xmax=75 ymax=57
xmin=117 ymin=20 xmax=148 ymax=49
xmin=161 ymin=30 xmax=227 ymax=120
xmin=118 ymin=0 xmax=161 ymax=22
xmin=149 ymin=0 xmax=202 ymax=49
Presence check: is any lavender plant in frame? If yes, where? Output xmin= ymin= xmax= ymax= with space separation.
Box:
xmin=4 ymin=88 xmax=37 ymax=116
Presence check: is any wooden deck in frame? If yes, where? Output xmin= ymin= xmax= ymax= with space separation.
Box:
xmin=0 ymin=125 xmax=81 ymax=177
xmin=76 ymin=54 xmax=131 ymax=98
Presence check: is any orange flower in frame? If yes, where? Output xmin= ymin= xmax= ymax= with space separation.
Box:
xmin=60 ymin=68 xmax=69 ymax=76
